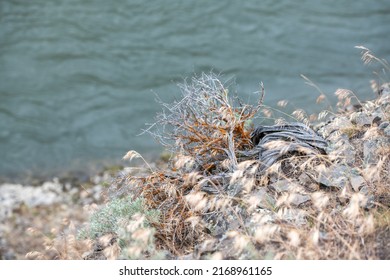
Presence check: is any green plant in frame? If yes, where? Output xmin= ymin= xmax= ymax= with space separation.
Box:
xmin=79 ymin=196 xmax=159 ymax=240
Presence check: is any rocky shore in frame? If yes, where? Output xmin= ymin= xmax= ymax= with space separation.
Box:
xmin=1 ymin=82 xmax=389 ymax=260
xmin=0 ymin=172 xmax=110 ymax=259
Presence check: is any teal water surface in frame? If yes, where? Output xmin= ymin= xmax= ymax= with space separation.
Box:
xmin=1 ymin=0 xmax=389 ymax=179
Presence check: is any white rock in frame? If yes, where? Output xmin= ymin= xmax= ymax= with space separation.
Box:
xmin=349 ymin=175 xmax=366 ymax=192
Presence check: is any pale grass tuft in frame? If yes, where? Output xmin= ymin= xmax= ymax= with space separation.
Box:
xmin=242 ymin=177 xmax=255 ymax=193
xmin=237 ymin=160 xmax=257 ymax=171
xmin=245 ymin=162 xmax=259 ymax=175
xmin=210 ymin=252 xmax=223 ymax=260
xmin=98 ymin=234 xmax=116 ymax=248
xmin=315 ymin=163 xmax=327 ymax=173
xmin=221 ymin=159 xmax=231 ymax=170
xmin=335 ymin=87 xmax=364 ymax=109
xmin=247 ymin=195 xmax=262 ymax=212
xmin=267 ymin=162 xmax=281 ymax=174
xmin=370 ymin=79 xmax=379 ymax=94
xmin=175 ymin=155 xmax=195 ymax=170
xmin=262 ymin=108 xmax=272 ymax=118
xmin=83 ymin=203 xmax=99 ymax=215
xmin=355 ymin=46 xmax=376 ymax=65
xmin=363 ymin=127 xmax=380 ymax=140
xmin=184 ymin=172 xmax=202 ymax=185
xmin=355 ymin=46 xmax=390 ymax=70
xmin=311 ymin=229 xmax=320 ymax=246
xmin=277 ymin=208 xmax=306 ymax=224
xmin=288 ymin=230 xmax=301 ymax=247
xmin=292 ymin=109 xmax=306 ymax=121
xmin=126 ymin=246 xmax=142 ymax=259
xmin=358 ymin=214 xmax=375 ymax=235
xmin=309 ymin=114 xmax=317 ymax=122
xmin=123 ymin=150 xmax=142 ymax=161
xmin=318 ymin=110 xmax=329 ymax=121
xmin=277 ymin=100 xmax=288 ymax=108
xmin=123 ymin=150 xmax=154 ymax=172
xmin=251 ymin=212 xmax=275 ymax=225
xmin=228 ymin=231 xmax=250 ymax=252
xmin=103 ymin=242 xmax=120 ymax=260
xmin=311 ymin=192 xmax=329 ymax=210
xmin=230 ymin=169 xmax=244 ymax=184
xmin=362 ymin=165 xmax=380 ymax=183
xmin=276 ymin=193 xmax=288 ymax=207
xmin=185 ymin=191 xmax=208 ymax=212
xmin=274 ymin=118 xmax=288 ymax=125
xmin=126 ymin=213 xmax=146 ymax=232
xmin=300 ymin=74 xmax=325 ymax=96
xmin=316 ymin=94 xmax=326 ymax=104
xmin=254 ymin=224 xmax=280 ymax=244
xmin=27 ymin=227 xmax=40 ymax=236
xmin=286 ymin=193 xmax=306 ymax=207
xmin=335 ymin=88 xmax=353 ymax=100
xmin=131 ymin=228 xmax=154 ymax=246
xmin=212 ymin=197 xmax=231 ymax=211
xmin=234 ymin=234 xmax=250 ymax=252
xmin=185 ymin=216 xmax=201 ymax=229
xmin=26 ymin=251 xmax=45 ymax=260
xmin=227 ymin=231 xmax=239 ymax=238
xmin=343 ymin=193 xmax=367 ymax=220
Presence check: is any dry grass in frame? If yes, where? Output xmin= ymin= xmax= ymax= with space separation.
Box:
xmin=142 ymin=73 xmax=264 ymax=173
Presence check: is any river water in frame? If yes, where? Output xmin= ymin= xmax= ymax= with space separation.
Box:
xmin=1 ymin=0 xmax=389 ymax=180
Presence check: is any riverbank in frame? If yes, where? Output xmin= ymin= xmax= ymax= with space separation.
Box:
xmin=0 ymin=173 xmax=106 ymax=259
xmin=1 ymin=77 xmax=389 ymax=260
xmin=0 ymin=157 xmax=170 ymax=259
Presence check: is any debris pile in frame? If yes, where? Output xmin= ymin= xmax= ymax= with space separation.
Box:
xmin=93 ymin=75 xmax=389 ymax=259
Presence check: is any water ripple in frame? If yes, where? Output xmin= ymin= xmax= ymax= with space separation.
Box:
xmin=0 ymin=0 xmax=389 ymax=179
